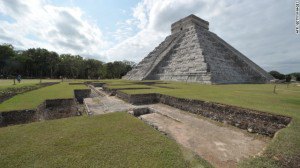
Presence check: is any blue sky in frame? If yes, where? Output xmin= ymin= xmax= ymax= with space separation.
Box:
xmin=0 ymin=0 xmax=299 ymax=74
xmin=50 ymin=0 xmax=140 ymax=33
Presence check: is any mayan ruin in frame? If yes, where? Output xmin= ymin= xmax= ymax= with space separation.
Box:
xmin=1 ymin=1 xmax=299 ymax=167
xmin=123 ymin=15 xmax=274 ymax=84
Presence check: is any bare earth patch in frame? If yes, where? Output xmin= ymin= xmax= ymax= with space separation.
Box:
xmin=140 ymin=104 xmax=269 ymax=168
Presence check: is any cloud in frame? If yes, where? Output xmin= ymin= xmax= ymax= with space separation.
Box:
xmin=102 ymin=0 xmax=226 ymax=62
xmin=0 ymin=0 xmax=29 ymax=16
xmin=103 ymin=0 xmax=299 ymax=73
xmin=102 ymin=28 xmax=166 ymax=62
xmin=0 ymin=0 xmax=298 ymax=73
xmin=110 ymin=19 xmax=137 ymax=42
xmin=0 ymin=0 xmax=109 ymax=60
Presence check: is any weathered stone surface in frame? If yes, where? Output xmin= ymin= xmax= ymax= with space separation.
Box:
xmin=74 ymin=89 xmax=91 ymax=103
xmin=0 ymin=98 xmax=80 ymax=127
xmin=0 ymin=110 xmax=37 ymax=126
xmin=37 ymin=98 xmax=79 ymax=120
xmin=0 ymin=88 xmax=87 ymax=127
xmin=123 ymin=14 xmax=273 ymax=84
xmin=115 ymin=91 xmax=291 ymax=137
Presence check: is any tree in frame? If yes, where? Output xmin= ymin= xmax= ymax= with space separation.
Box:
xmin=58 ymin=54 xmax=84 ymax=78
xmin=289 ymin=72 xmax=300 ymax=81
xmin=9 ymin=52 xmax=29 ymax=76
xmin=0 ymin=43 xmax=136 ymax=79
xmin=269 ymin=71 xmax=285 ymax=80
xmin=104 ymin=61 xmax=133 ymax=79
xmin=21 ymin=48 xmax=51 ymax=77
xmin=83 ymin=59 xmax=104 ymax=79
xmin=0 ymin=44 xmax=16 ymax=77
xmin=105 ymin=62 xmax=115 ymax=79
xmin=122 ymin=60 xmax=136 ymax=68
xmin=47 ymin=52 xmax=60 ymax=78
xmin=20 ymin=49 xmax=35 ymax=77
xmin=285 ymin=75 xmax=291 ymax=82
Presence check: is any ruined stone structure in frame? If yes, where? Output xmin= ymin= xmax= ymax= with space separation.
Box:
xmin=123 ymin=14 xmax=273 ymax=84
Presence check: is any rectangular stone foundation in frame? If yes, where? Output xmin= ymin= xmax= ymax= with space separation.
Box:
xmin=0 ymin=89 xmax=91 ymax=127
xmin=115 ymin=91 xmax=291 ymax=137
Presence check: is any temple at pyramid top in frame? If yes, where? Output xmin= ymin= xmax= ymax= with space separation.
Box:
xmin=123 ymin=14 xmax=274 ymax=84
xmin=171 ymin=14 xmax=209 ymax=34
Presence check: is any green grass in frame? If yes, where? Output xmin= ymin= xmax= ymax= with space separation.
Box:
xmin=0 ymin=82 xmax=86 ymax=112
xmin=123 ymin=83 xmax=300 ymax=116
xmin=0 ymin=112 xmax=211 ymax=168
xmin=1 ymin=79 xmax=299 ymax=167
xmin=102 ymin=80 xmax=300 ymax=167
xmin=108 ymin=84 xmax=154 ymax=89
xmin=0 ymin=79 xmax=60 ymax=90
xmin=104 ymin=81 xmax=300 ymax=116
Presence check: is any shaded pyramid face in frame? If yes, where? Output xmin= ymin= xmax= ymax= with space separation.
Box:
xmin=123 ymin=14 xmax=273 ymax=84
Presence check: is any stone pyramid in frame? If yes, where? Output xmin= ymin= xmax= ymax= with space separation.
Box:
xmin=123 ymin=14 xmax=273 ymax=84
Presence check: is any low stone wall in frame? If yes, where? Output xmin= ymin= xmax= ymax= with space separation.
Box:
xmin=115 ymin=90 xmax=131 ymax=102
xmin=0 ymin=87 xmax=91 ymax=127
xmin=69 ymin=83 xmax=85 ymax=85
xmin=101 ymin=85 xmax=114 ymax=95
xmin=116 ymin=91 xmax=292 ymax=137
xmin=0 ymin=82 xmax=59 ymax=103
xmin=159 ymin=95 xmax=291 ymax=136
xmin=74 ymin=89 xmax=91 ymax=103
xmin=0 ymin=110 xmax=36 ymax=127
xmin=1 ymin=98 xmax=82 ymax=127
xmin=83 ymin=82 xmax=106 ymax=87
xmin=130 ymin=107 xmax=152 ymax=117
xmin=44 ymin=98 xmax=75 ymax=108
xmin=91 ymin=82 xmax=105 ymax=87
xmin=117 ymin=91 xmax=159 ymax=105
xmin=37 ymin=99 xmax=79 ymax=120
xmin=103 ymin=85 xmax=151 ymax=96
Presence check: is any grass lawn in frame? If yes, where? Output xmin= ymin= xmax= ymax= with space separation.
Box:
xmin=0 ymin=79 xmax=61 ymax=90
xmin=103 ymin=80 xmax=300 ymax=167
xmin=0 ymin=112 xmax=210 ymax=168
xmin=0 ymin=82 xmax=86 ymax=112
xmin=1 ymin=79 xmax=299 ymax=167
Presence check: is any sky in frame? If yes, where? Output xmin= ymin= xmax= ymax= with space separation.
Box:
xmin=0 ymin=0 xmax=299 ymax=74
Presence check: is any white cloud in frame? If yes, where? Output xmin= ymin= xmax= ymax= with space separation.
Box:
xmin=0 ymin=0 xmax=109 ymax=60
xmin=102 ymin=0 xmax=299 ymax=73
xmin=103 ymin=28 xmax=165 ymax=62
xmin=111 ymin=19 xmax=137 ymax=42
xmin=0 ymin=0 xmax=299 ymax=73
xmin=101 ymin=0 xmax=227 ymax=62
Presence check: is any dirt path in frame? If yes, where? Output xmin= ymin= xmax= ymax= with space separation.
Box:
xmin=142 ymin=104 xmax=269 ymax=168
xmin=84 ymin=87 xmax=270 ymax=168
xmin=84 ymin=87 xmax=134 ymax=114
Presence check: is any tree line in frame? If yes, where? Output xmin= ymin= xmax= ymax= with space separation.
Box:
xmin=0 ymin=44 xmax=135 ymax=79
xmin=1 ymin=43 xmax=299 ymax=81
xmin=269 ymin=71 xmax=300 ymax=82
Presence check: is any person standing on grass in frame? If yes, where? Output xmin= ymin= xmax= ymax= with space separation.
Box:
xmin=17 ymin=74 xmax=21 ymax=83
